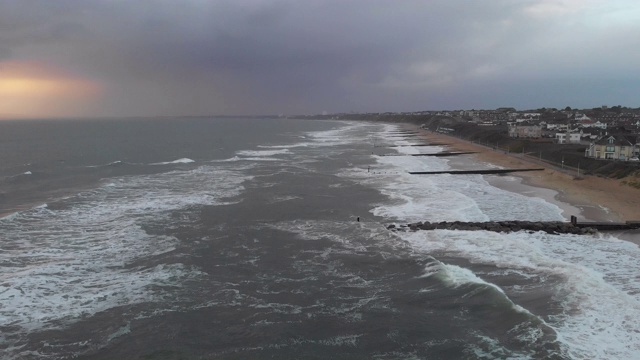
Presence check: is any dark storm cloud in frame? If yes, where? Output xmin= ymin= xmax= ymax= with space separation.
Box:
xmin=2 ymin=0 xmax=640 ymax=116
xmin=0 ymin=1 xmax=87 ymax=56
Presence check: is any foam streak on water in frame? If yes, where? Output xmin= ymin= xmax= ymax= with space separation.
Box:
xmin=0 ymin=164 xmax=251 ymax=353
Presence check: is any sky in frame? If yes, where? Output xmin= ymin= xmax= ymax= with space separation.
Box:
xmin=1 ymin=0 xmax=640 ymax=118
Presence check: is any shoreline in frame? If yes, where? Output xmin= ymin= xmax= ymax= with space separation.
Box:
xmin=414 ymin=129 xmax=640 ymax=224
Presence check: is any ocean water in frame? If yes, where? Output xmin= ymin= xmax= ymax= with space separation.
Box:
xmin=1 ymin=117 xmax=639 ymax=359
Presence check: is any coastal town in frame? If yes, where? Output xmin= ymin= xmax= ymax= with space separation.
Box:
xmin=301 ymin=106 xmax=640 ymax=180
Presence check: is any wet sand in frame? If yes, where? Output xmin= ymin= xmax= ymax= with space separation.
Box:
xmin=414 ymin=129 xmax=640 ymax=224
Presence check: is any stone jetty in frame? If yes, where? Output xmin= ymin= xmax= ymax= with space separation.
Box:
xmin=387 ymin=143 xmax=451 ymax=147
xmin=387 ymin=220 xmax=599 ymax=235
xmin=381 ymin=152 xmax=476 ymax=157
xmin=408 ymin=168 xmax=545 ymax=175
xmin=411 ymin=152 xmax=477 ymax=157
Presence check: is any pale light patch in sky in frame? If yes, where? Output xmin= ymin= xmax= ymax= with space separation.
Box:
xmin=407 ymin=62 xmax=451 ymax=85
xmin=0 ymin=61 xmax=102 ymax=118
xmin=376 ymin=62 xmax=453 ymax=91
xmin=523 ymin=0 xmax=597 ymax=17
xmin=469 ymin=64 xmax=503 ymax=79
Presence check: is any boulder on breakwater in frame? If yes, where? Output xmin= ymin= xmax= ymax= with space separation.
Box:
xmin=387 ymin=221 xmax=598 ymax=235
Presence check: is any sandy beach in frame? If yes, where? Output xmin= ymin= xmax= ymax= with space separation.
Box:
xmin=416 ymin=129 xmax=640 ymax=224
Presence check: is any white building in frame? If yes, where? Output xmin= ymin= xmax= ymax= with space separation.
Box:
xmin=546 ymin=123 xmax=569 ymax=131
xmin=592 ymin=121 xmax=608 ymax=130
xmin=575 ymin=113 xmax=591 ymax=121
xmin=555 ymin=132 xmax=581 ymax=144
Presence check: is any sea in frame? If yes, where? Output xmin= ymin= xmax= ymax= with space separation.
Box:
xmin=1 ymin=117 xmax=639 ymax=359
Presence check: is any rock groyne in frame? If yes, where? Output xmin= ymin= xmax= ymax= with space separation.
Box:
xmin=387 ymin=220 xmax=598 ymax=235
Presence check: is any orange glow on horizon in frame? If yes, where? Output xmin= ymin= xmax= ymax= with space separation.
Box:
xmin=0 ymin=61 xmax=102 ymax=118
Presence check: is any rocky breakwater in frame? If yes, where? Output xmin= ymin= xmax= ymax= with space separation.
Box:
xmin=387 ymin=220 xmax=598 ymax=235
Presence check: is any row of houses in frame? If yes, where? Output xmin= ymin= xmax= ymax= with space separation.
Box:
xmin=508 ymin=123 xmax=542 ymax=138
xmin=508 ymin=123 xmax=639 ymax=161
xmin=466 ymin=106 xmax=640 ymax=128
xmin=509 ymin=120 xmax=612 ymax=138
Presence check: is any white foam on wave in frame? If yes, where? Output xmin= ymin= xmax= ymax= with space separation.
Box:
xmin=269 ymin=219 xmax=364 ymax=250
xmin=404 ymin=229 xmax=640 ymax=359
xmin=438 ymin=174 xmax=564 ymax=221
xmin=7 ymin=170 xmax=34 ymax=178
xmin=0 ymin=164 xmax=251 ymax=346
xmin=255 ymin=122 xmax=383 ymax=167
xmin=237 ymin=149 xmax=291 ymax=157
xmin=394 ymin=141 xmax=445 ymax=156
xmin=466 ymin=332 xmax=533 ymax=360
xmin=422 ymin=261 xmax=489 ymax=288
xmin=339 ymin=160 xmax=488 ymax=223
xmin=255 ymin=122 xmax=374 ymax=152
xmin=86 ymin=160 xmax=125 ymax=167
xmin=305 ymin=121 xmax=376 ymax=147
xmin=330 ymin=123 xmax=640 ymax=358
xmin=107 ymin=323 xmax=131 ymax=342
xmin=150 ymin=157 xmax=195 ymax=165
xmin=527 ymin=232 xmax=640 ymax=359
xmin=0 ymin=212 xmax=18 ymax=221
xmin=305 ymin=123 xmax=357 ymax=142
xmin=337 ymin=125 xmax=565 ymax=223
xmin=257 ymin=143 xmax=310 ymax=149
xmin=268 ymin=195 xmax=302 ymax=204
xmin=0 ymin=204 xmax=48 ymax=223
xmin=369 ymin=123 xmax=406 ymax=147
xmin=212 ymin=156 xmax=281 ymax=163
xmin=234 ymin=333 xmax=362 ymax=353
xmin=422 ymin=261 xmax=534 ymax=315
